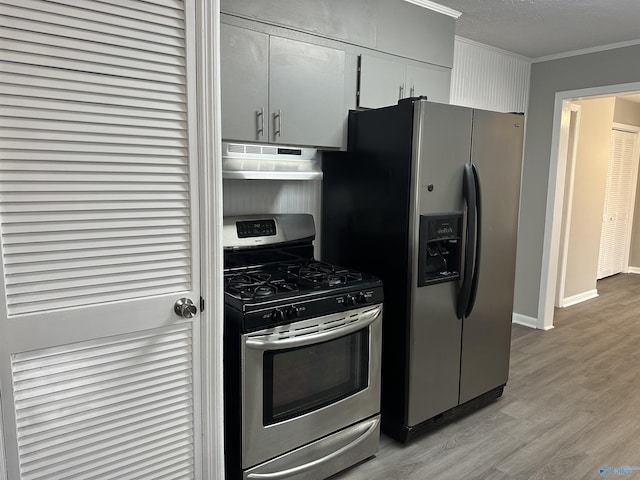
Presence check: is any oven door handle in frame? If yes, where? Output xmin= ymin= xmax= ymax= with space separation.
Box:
xmin=244 ymin=305 xmax=382 ymax=351
xmin=246 ymin=416 xmax=380 ymax=480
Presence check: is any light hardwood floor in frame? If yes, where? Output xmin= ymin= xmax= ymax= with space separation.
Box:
xmin=333 ymin=273 xmax=640 ymax=480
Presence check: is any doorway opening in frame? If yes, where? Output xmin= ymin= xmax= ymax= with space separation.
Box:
xmin=539 ymin=82 xmax=640 ymax=329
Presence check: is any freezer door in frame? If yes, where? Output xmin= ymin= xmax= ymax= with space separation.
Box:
xmin=406 ymin=102 xmax=471 ymax=425
xmin=459 ymin=109 xmax=524 ymax=404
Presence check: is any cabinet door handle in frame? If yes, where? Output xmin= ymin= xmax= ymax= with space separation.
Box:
xmin=256 ymin=107 xmax=264 ymax=137
xmin=399 ymin=84 xmax=405 ymax=100
xmin=274 ymin=109 xmax=282 ymax=138
xmin=410 ymin=85 xmax=415 ymax=97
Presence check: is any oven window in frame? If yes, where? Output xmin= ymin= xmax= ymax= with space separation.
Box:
xmin=263 ymin=329 xmax=369 ymax=425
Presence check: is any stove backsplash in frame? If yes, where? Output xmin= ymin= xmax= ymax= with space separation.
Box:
xmin=223 ymin=178 xmax=323 ymax=256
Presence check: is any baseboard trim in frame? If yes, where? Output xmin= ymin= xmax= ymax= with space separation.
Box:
xmin=627 ymin=267 xmax=640 ymax=274
xmin=512 ymin=313 xmax=538 ymax=329
xmin=561 ymin=289 xmax=598 ymax=308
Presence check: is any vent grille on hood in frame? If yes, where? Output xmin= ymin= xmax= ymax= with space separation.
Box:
xmin=222 ymin=142 xmax=322 ymax=180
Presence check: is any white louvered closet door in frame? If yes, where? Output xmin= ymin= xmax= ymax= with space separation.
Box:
xmin=0 ymin=1 xmax=202 ymax=479
xmin=597 ymin=129 xmax=639 ymax=279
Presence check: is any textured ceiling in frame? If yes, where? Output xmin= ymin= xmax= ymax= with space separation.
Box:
xmin=432 ymin=0 xmax=640 ymax=59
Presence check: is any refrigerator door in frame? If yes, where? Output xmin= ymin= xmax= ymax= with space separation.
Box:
xmin=406 ymin=102 xmax=472 ymax=426
xmin=459 ymin=109 xmax=524 ymax=404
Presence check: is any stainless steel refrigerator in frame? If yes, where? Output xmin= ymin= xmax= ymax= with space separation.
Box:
xmin=321 ymin=98 xmax=524 ymax=442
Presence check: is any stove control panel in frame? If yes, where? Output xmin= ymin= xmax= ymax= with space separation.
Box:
xmin=339 ymin=291 xmax=374 ymax=307
xmin=223 ymin=214 xmax=315 ymax=249
xmin=239 ymin=286 xmax=384 ymax=332
xmin=237 ymin=219 xmax=276 ymax=238
xmin=269 ymin=305 xmax=301 ymax=322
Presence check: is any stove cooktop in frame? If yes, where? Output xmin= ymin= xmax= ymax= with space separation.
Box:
xmin=224 ymin=259 xmax=383 ymax=331
xmin=222 ymin=214 xmax=383 ymax=331
xmin=224 ymin=261 xmax=368 ymax=302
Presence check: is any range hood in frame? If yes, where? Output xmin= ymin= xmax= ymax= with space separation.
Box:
xmin=222 ymin=142 xmax=322 ymax=180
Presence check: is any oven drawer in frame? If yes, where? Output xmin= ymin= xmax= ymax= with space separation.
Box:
xmin=241 ymin=304 xmax=383 ymax=470
xmin=244 ymin=415 xmax=380 ymax=480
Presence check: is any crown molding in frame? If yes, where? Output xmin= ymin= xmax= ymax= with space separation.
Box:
xmin=533 ymin=38 xmax=640 ymax=63
xmin=403 ymin=0 xmax=461 ymax=18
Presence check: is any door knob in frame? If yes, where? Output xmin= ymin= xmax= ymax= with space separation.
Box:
xmin=174 ymin=297 xmax=197 ymax=319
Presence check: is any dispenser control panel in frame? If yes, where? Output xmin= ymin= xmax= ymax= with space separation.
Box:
xmin=418 ymin=213 xmax=463 ymax=287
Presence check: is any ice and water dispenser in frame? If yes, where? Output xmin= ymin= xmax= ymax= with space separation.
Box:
xmin=417 ymin=213 xmax=463 ymax=287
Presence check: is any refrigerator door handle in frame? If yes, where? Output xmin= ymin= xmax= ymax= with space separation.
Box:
xmin=465 ymin=164 xmax=482 ymax=317
xmin=457 ymin=164 xmax=477 ymax=319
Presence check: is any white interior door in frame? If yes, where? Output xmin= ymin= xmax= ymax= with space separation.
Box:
xmin=0 ymin=1 xmax=203 ymax=478
xmin=598 ymin=128 xmax=639 ymax=279
xmin=0 ymin=398 xmax=6 ymax=480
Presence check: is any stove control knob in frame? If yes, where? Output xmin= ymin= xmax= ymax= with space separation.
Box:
xmin=345 ymin=294 xmax=356 ymax=306
xmin=356 ymin=292 xmax=368 ymax=304
xmin=270 ymin=309 xmax=283 ymax=323
xmin=283 ymin=306 xmax=299 ymax=320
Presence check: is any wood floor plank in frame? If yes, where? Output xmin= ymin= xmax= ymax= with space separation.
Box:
xmin=331 ymin=273 xmax=640 ymax=480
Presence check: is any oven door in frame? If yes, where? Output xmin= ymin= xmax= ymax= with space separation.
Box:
xmin=241 ymin=304 xmax=382 ymax=470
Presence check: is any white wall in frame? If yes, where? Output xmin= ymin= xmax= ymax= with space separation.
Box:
xmin=450 ymin=36 xmax=531 ymax=113
xmin=223 ymin=179 xmax=323 ymax=253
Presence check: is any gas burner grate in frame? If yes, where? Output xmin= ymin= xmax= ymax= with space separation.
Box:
xmin=280 ymin=262 xmax=364 ymax=287
xmin=254 ymin=285 xmax=277 ymax=297
xmin=227 ymin=272 xmax=272 ymax=287
xmin=225 ymin=271 xmax=298 ymax=300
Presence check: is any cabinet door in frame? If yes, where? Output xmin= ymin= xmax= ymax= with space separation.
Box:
xmin=221 ymin=0 xmax=378 ymax=48
xmin=221 ymin=24 xmax=269 ymax=142
xmin=270 ymin=36 xmax=345 ymax=147
xmin=358 ymin=55 xmax=406 ymax=109
xmin=406 ymin=63 xmax=451 ymax=104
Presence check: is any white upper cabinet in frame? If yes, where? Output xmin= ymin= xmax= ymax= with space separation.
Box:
xmin=220 ymin=0 xmax=456 ymax=146
xmin=358 ymin=55 xmax=407 ymax=110
xmin=220 ymin=0 xmax=378 ymax=48
xmin=221 ymin=24 xmax=346 ymax=148
xmin=406 ymin=63 xmax=451 ymax=104
xmin=220 ymin=0 xmax=455 ymax=68
xmin=269 ymin=36 xmax=345 ymax=148
xmin=376 ymin=0 xmax=454 ymax=68
xmin=359 ymin=55 xmax=451 ymax=109
xmin=221 ymin=24 xmax=269 ymax=143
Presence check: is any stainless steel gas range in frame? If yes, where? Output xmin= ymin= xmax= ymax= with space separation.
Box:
xmin=223 ymin=214 xmax=383 ymax=480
